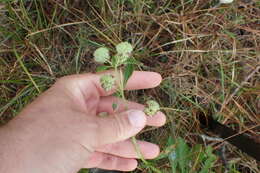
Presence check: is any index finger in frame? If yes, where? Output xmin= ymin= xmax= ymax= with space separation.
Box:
xmin=124 ymin=71 xmax=162 ymax=90
xmin=81 ymin=71 xmax=162 ymax=96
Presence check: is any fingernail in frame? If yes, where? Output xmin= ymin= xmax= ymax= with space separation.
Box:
xmin=128 ymin=110 xmax=146 ymax=127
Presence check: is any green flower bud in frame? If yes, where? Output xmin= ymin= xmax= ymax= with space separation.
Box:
xmin=94 ymin=47 xmax=110 ymax=63
xmin=144 ymin=100 xmax=160 ymax=116
xmin=100 ymin=74 xmax=116 ymax=91
xmin=114 ymin=53 xmax=129 ymax=65
xmin=116 ymin=42 xmax=133 ymax=58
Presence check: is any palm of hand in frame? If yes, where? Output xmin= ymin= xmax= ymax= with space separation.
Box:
xmin=2 ymin=71 xmax=166 ymax=172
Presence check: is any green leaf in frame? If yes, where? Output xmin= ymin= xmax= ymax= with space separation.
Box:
xmin=112 ymin=103 xmax=118 ymax=111
xmin=169 ymin=150 xmax=177 ymax=172
xmin=96 ymin=66 xmax=110 ymax=72
xmin=223 ymin=30 xmax=236 ymax=39
xmin=111 ymin=55 xmax=117 ymax=67
xmin=123 ymin=63 xmax=134 ymax=86
xmin=125 ymin=57 xmax=140 ymax=65
xmin=167 ymin=137 xmax=217 ymax=173
xmin=167 ymin=136 xmax=175 ymax=146
xmin=77 ymin=168 xmax=88 ymax=173
xmin=156 ymin=136 xmax=176 ymax=161
xmin=176 ymin=138 xmax=190 ymax=173
xmin=199 ymin=147 xmax=217 ymax=173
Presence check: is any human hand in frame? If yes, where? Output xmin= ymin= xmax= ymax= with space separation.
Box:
xmin=0 ymin=71 xmax=166 ymax=173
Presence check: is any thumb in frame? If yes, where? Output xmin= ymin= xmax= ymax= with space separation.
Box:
xmin=96 ymin=110 xmax=147 ymax=145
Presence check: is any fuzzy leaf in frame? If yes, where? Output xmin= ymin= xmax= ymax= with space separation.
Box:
xmin=176 ymin=137 xmax=190 ymax=173
xmin=96 ymin=66 xmax=110 ymax=72
xmin=123 ymin=63 xmax=134 ymax=86
xmin=125 ymin=57 xmax=139 ymax=65
xmin=112 ymin=103 xmax=118 ymax=111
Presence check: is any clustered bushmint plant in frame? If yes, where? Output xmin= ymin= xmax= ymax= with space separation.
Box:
xmin=93 ymin=42 xmax=134 ymax=96
xmin=93 ymin=42 xmax=161 ymax=172
xmin=93 ymin=42 xmax=160 ymax=115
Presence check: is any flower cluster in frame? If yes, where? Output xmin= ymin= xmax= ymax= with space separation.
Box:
xmin=144 ymin=100 xmax=160 ymax=116
xmin=100 ymin=74 xmax=116 ymax=91
xmin=94 ymin=47 xmax=110 ymax=63
xmin=93 ymin=41 xmax=133 ymax=66
xmin=115 ymin=42 xmax=133 ymax=65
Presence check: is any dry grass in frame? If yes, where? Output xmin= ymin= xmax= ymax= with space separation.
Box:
xmin=0 ymin=0 xmax=259 ymax=172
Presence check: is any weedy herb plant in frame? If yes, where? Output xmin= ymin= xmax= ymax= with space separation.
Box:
xmin=2 ymin=1 xmax=259 ymax=172
xmin=167 ymin=137 xmax=217 ymax=173
xmin=93 ymin=42 xmax=161 ymax=172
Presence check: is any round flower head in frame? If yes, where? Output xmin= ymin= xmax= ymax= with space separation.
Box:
xmin=116 ymin=42 xmax=133 ymax=57
xmin=144 ymin=100 xmax=160 ymax=116
xmin=219 ymin=0 xmax=233 ymax=4
xmin=94 ymin=47 xmax=110 ymax=63
xmin=100 ymin=74 xmax=116 ymax=91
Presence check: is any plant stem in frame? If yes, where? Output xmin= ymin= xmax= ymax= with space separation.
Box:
xmin=114 ymin=65 xmax=161 ymax=172
xmin=131 ymin=136 xmax=162 ymax=173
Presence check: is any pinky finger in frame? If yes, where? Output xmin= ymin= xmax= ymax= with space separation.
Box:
xmin=85 ymin=152 xmax=138 ymax=171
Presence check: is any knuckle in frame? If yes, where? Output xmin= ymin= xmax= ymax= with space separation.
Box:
xmin=90 ymin=118 xmax=102 ymax=142
xmin=55 ymin=73 xmax=95 ymax=85
xmin=103 ymin=155 xmax=117 ymax=169
xmin=110 ymin=142 xmax=121 ymax=151
xmin=113 ymin=115 xmax=127 ymax=140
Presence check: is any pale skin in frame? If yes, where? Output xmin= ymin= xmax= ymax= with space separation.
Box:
xmin=0 ymin=71 xmax=166 ymax=173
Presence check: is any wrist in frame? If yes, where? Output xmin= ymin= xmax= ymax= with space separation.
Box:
xmin=0 ymin=116 xmax=89 ymax=173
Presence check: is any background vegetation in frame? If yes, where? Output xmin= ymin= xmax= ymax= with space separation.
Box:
xmin=0 ymin=0 xmax=259 ymax=172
